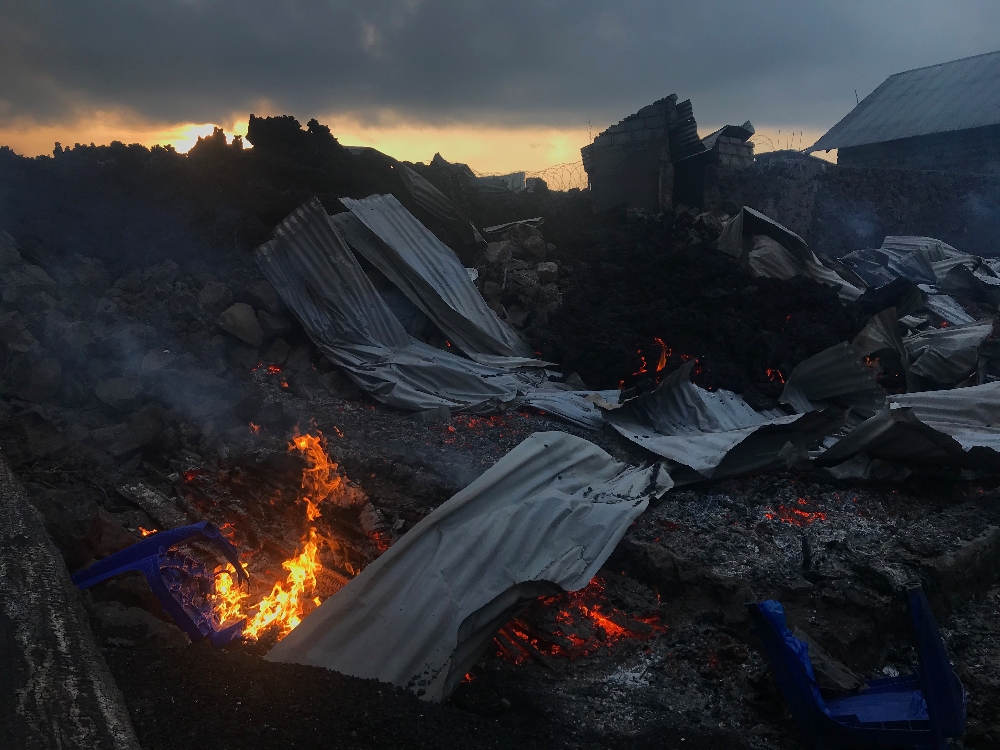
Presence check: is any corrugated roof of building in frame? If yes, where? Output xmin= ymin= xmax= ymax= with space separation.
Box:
xmin=809 ymin=50 xmax=1000 ymax=152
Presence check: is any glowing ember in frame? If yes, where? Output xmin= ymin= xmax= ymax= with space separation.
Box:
xmin=211 ymin=430 xmax=362 ymax=641
xmin=248 ymin=422 xmax=261 ymax=434
xmin=139 ymin=526 xmax=157 ymax=537
xmin=495 ymin=577 xmax=665 ymax=663
xmin=267 ymin=364 xmax=282 ymax=374
xmin=654 ymin=337 xmax=671 ymax=372
xmin=766 ymin=368 xmax=786 ymax=384
xmin=764 ymin=498 xmax=827 ymax=526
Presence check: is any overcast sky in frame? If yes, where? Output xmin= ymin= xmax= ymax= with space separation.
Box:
xmin=2 ymin=1 xmax=999 ymax=168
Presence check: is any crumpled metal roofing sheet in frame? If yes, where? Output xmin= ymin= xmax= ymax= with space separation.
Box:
xmin=256 ymin=198 xmax=611 ymax=427
xmin=810 ymin=50 xmax=1000 ymax=151
xmin=338 ymin=194 xmax=534 ymax=361
xmin=817 ymin=382 xmax=1000 ymax=467
xmin=266 ymin=431 xmax=672 ymax=701
xmin=255 ymin=198 xmax=540 ymax=411
xmin=605 ymin=363 xmax=835 ymax=479
xmin=779 ymin=342 xmax=886 ymax=418
xmin=904 ymin=320 xmax=993 ymax=385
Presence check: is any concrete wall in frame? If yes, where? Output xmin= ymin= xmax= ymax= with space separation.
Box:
xmin=837 ymin=125 xmax=1000 ymax=175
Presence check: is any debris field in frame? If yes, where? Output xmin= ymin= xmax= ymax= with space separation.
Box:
xmin=2 ymin=114 xmax=1000 ymax=750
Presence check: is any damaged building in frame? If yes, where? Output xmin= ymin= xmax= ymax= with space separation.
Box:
xmin=581 ymin=95 xmax=755 ymax=212
xmin=809 ymin=49 xmax=1000 ymax=173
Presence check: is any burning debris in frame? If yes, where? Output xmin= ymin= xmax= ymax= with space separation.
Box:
xmin=265 ymin=431 xmax=670 ymax=701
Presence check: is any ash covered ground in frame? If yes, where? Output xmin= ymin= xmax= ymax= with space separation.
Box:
xmin=2 ymin=118 xmax=1000 ymax=749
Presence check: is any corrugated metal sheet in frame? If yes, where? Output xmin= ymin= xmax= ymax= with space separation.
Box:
xmin=810 ymin=50 xmax=1000 ymax=151
xmin=256 ymin=198 xmax=615 ymax=427
xmin=337 ymin=194 xmax=534 ymax=360
xmin=605 ymin=362 xmax=839 ymax=479
xmin=668 ymin=99 xmax=705 ymax=161
xmin=817 ymin=382 xmax=1000 ymax=467
xmin=779 ymin=342 xmax=885 ymax=418
xmin=255 ymin=198 xmax=540 ymax=411
xmin=266 ymin=431 xmax=671 ymax=701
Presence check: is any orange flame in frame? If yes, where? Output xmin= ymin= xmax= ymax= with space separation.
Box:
xmin=211 ymin=430 xmax=362 ymax=641
xmin=139 ymin=526 xmax=157 ymax=537
xmin=249 ymin=422 xmax=261 ymax=434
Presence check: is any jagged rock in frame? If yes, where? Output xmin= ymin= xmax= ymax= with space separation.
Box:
xmin=30 ymin=489 xmax=139 ymax=571
xmin=257 ymin=308 xmax=293 ymax=339
xmin=536 ymin=261 xmax=559 ymax=284
xmin=107 ymin=404 xmax=164 ymax=456
xmin=0 ymin=310 xmax=40 ymax=352
xmin=140 ymin=348 xmax=176 ymax=376
xmin=323 ymin=371 xmax=361 ymax=398
xmin=197 ymin=280 xmax=234 ymax=314
xmin=3 ymin=350 xmax=62 ymax=402
xmin=482 ymin=281 xmax=502 ymax=303
xmin=256 ymin=401 xmax=297 ymax=432
xmin=143 ymin=260 xmax=180 ymax=289
xmin=506 ymin=304 xmax=530 ymax=327
xmin=517 ymin=235 xmax=547 ymax=261
xmin=95 ymin=376 xmax=144 ymax=412
xmin=87 ymin=600 xmax=190 ymax=651
xmin=264 ymin=337 xmax=291 ymax=364
xmin=217 ymin=302 xmax=263 ymax=347
xmin=0 ymin=230 xmax=22 ymax=267
xmin=485 ymin=240 xmax=514 ymax=264
xmin=285 ymin=344 xmax=312 ymax=373
xmin=44 ymin=312 xmax=94 ymax=359
xmin=246 ymin=278 xmax=285 ymax=314
xmin=168 ymin=288 xmax=202 ymax=323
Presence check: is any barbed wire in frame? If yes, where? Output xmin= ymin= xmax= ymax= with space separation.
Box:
xmin=471 ymin=160 xmax=589 ymax=192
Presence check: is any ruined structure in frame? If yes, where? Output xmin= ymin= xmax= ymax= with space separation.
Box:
xmin=810 ymin=50 xmax=1000 ymax=174
xmin=580 ymin=95 xmax=702 ymax=213
xmin=581 ymin=96 xmax=755 ymax=212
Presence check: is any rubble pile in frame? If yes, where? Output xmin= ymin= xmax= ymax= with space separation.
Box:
xmin=474 ymin=221 xmax=563 ymax=332
xmin=5 ymin=115 xmax=1000 ymax=749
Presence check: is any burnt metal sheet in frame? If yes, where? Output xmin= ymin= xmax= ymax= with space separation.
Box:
xmin=700 ymin=121 xmax=755 ymax=151
xmin=809 ymin=50 xmax=1000 ymax=151
xmin=719 ymin=207 xmax=863 ymax=300
xmin=256 ymin=199 xmax=609 ymax=428
xmin=255 ymin=198 xmax=541 ymax=411
xmin=605 ymin=363 xmax=841 ymax=480
xmin=337 ymin=194 xmax=535 ymax=361
xmin=817 ymin=382 xmax=1000 ymax=468
xmin=780 ymin=342 xmax=886 ymax=418
xmin=905 ymin=320 xmax=993 ymax=386
xmin=266 ymin=431 xmax=671 ymax=701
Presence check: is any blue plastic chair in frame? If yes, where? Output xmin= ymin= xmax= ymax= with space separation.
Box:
xmin=746 ymin=586 xmax=965 ymax=749
xmin=72 ymin=521 xmax=249 ymax=646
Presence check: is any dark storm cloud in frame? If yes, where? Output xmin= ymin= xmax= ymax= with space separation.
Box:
xmin=2 ymin=0 xmax=999 ymax=131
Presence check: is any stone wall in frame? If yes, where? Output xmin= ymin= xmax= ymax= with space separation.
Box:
xmin=704 ymin=155 xmax=1000 ymax=257
xmin=837 ymin=125 xmax=1000 ymax=175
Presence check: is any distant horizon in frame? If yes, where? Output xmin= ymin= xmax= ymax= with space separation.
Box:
xmin=4 ymin=2 xmax=993 ymax=180
xmin=0 ymin=110 xmax=835 ymax=183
